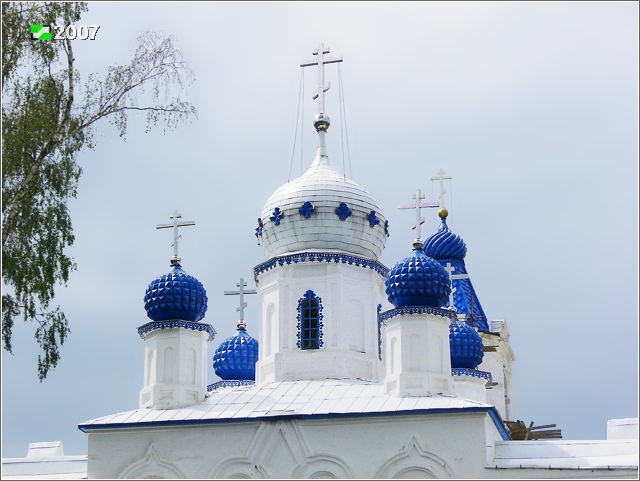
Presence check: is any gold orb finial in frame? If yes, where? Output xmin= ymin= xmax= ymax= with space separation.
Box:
xmin=438 ymin=207 xmax=449 ymax=219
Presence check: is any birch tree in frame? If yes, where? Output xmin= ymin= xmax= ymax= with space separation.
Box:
xmin=2 ymin=2 xmax=197 ymax=379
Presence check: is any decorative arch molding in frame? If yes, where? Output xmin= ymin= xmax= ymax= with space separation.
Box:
xmin=118 ymin=445 xmax=185 ymax=479
xmin=374 ymin=436 xmax=453 ymax=479
xmin=208 ymin=457 xmax=268 ymax=479
xmin=290 ymin=454 xmax=353 ymax=479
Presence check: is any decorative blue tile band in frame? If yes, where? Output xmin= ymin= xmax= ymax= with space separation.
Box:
xmin=335 ymin=202 xmax=352 ymax=221
xmin=254 ymin=252 xmax=389 ymax=279
xmin=207 ymin=380 xmax=256 ymax=392
xmin=137 ymin=320 xmax=216 ymax=341
xmin=379 ymin=306 xmax=457 ymax=323
xmin=377 ymin=304 xmax=383 ymax=361
xmin=451 ymin=368 xmax=493 ymax=383
xmin=270 ymin=208 xmax=284 ymax=226
xmin=255 ymin=218 xmax=263 ymax=239
xmin=299 ymin=201 xmax=315 ymax=218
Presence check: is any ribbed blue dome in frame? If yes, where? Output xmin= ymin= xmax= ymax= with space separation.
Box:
xmin=213 ymin=326 xmax=258 ymax=381
xmin=449 ymin=320 xmax=484 ymax=369
xmin=144 ymin=264 xmax=208 ymax=322
xmin=385 ymin=243 xmax=451 ymax=308
xmin=424 ymin=218 xmax=467 ymax=261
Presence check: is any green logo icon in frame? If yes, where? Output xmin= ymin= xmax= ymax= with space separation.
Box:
xmin=30 ymin=24 xmax=52 ymax=41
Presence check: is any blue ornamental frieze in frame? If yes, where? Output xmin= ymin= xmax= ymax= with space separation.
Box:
xmin=207 ymin=380 xmax=256 ymax=392
xmin=451 ymin=368 xmax=492 ymax=383
xmin=379 ymin=306 xmax=457 ymax=323
xmin=137 ymin=320 xmax=216 ymax=341
xmin=254 ymin=252 xmax=390 ymax=280
xmin=377 ymin=304 xmax=383 ymax=361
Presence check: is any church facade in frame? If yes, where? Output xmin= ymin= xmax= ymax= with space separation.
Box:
xmin=77 ymin=45 xmax=638 ymax=479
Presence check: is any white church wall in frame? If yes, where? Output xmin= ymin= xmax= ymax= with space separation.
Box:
xmin=383 ymin=311 xmax=454 ymax=397
xmin=256 ymin=260 xmax=387 ymax=383
xmin=138 ymin=327 xmax=210 ymax=410
xmin=86 ymin=412 xmax=493 ymax=479
xmin=453 ymin=375 xmax=488 ymax=403
xmin=480 ymin=323 xmax=515 ymax=421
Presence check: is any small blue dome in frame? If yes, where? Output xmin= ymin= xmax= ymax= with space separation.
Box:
xmin=424 ymin=217 xmax=467 ymax=261
xmin=144 ymin=264 xmax=208 ymax=322
xmin=385 ymin=242 xmax=451 ymax=308
xmin=213 ymin=325 xmax=258 ymax=381
xmin=449 ymin=320 xmax=484 ymax=369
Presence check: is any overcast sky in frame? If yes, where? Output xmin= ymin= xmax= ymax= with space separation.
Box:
xmin=2 ymin=1 xmax=638 ymax=458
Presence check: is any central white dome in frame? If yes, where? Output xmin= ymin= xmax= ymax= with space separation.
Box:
xmin=259 ymin=153 xmax=387 ymax=261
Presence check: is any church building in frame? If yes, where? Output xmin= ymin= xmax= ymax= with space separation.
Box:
xmin=17 ymin=44 xmax=636 ymax=479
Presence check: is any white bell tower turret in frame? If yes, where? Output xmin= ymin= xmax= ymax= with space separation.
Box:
xmin=138 ymin=211 xmax=215 ymax=410
xmin=254 ymin=44 xmax=390 ymax=384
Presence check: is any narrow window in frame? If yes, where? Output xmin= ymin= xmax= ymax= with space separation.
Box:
xmin=297 ymin=290 xmax=323 ymax=350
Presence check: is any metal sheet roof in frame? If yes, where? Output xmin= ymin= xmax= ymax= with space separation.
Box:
xmin=491 ymin=439 xmax=639 ymax=470
xmin=79 ymin=379 xmax=493 ymax=431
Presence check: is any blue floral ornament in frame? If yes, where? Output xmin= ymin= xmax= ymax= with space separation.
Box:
xmin=299 ymin=201 xmax=315 ymax=219
xmin=335 ymin=202 xmax=352 ymax=221
xmin=270 ymin=207 xmax=284 ymax=226
xmin=368 ymin=210 xmax=380 ymax=228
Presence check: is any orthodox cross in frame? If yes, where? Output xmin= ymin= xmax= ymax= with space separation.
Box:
xmin=431 ymin=168 xmax=453 ymax=209
xmin=156 ymin=210 xmax=195 ymax=264
xmin=300 ymin=43 xmax=343 ymax=114
xmin=444 ymin=262 xmax=469 ymax=310
xmin=397 ymin=188 xmax=439 ymax=240
xmin=224 ymin=277 xmax=257 ymax=326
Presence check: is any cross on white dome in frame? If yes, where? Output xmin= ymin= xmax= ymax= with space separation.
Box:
xmin=300 ymin=43 xmax=343 ymax=115
xmin=156 ymin=210 xmax=195 ymax=265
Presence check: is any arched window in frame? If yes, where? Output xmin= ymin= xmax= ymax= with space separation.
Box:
xmin=297 ymin=290 xmax=323 ymax=350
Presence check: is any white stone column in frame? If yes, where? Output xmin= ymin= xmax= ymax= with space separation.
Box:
xmin=139 ymin=322 xmax=215 ymax=410
xmin=383 ymin=308 xmax=455 ymax=397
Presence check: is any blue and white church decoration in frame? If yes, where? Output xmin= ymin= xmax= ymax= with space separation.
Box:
xmin=254 ymin=44 xmax=389 ymax=383
xmin=424 ymin=170 xmax=490 ymax=332
xmin=424 ymin=170 xmax=515 ymax=417
xmin=138 ymin=211 xmax=216 ymax=410
xmin=381 ymin=193 xmax=456 ymax=397
xmin=211 ymin=278 xmax=259 ymax=389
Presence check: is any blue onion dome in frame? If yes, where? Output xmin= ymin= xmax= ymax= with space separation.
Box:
xmin=144 ymin=263 xmax=208 ymax=322
xmin=213 ymin=322 xmax=258 ymax=381
xmin=385 ymin=240 xmax=452 ymax=308
xmin=423 ymin=208 xmax=467 ymax=261
xmin=449 ymin=319 xmax=484 ymax=369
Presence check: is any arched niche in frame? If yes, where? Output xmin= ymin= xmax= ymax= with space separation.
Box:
xmin=375 ymin=436 xmax=453 ymax=479
xmin=118 ymin=445 xmax=185 ymax=479
xmin=208 ymin=458 xmax=267 ymax=479
xmin=291 ymin=455 xmax=352 ymax=479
